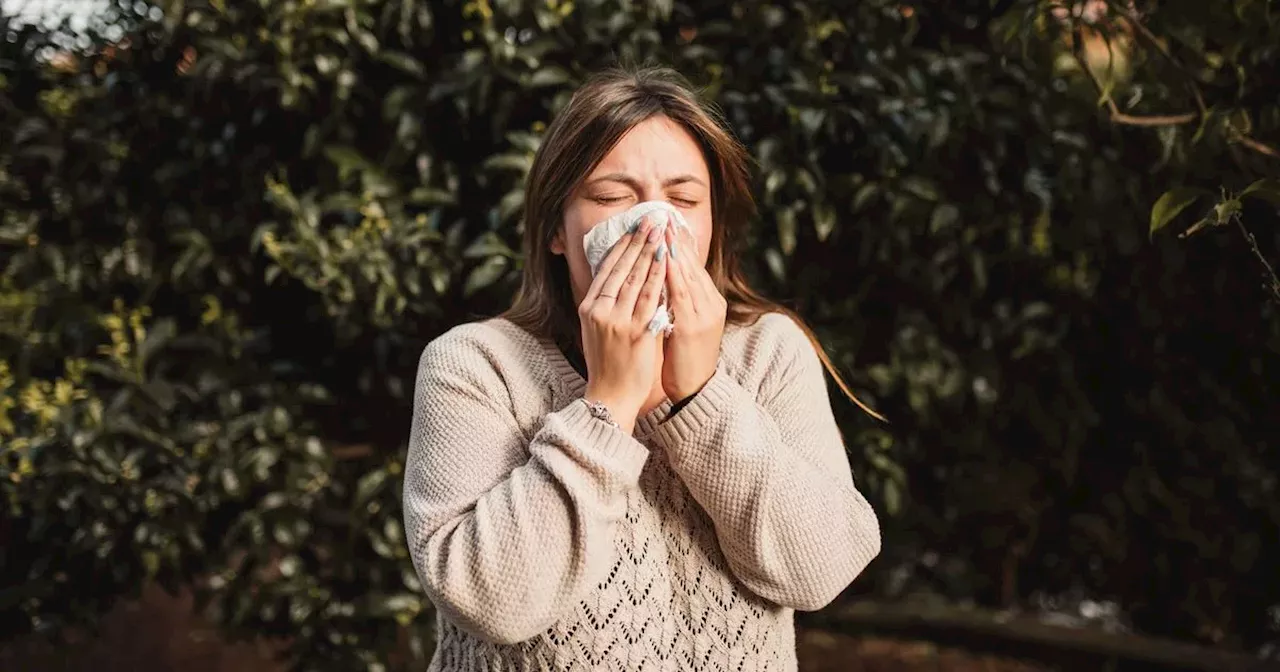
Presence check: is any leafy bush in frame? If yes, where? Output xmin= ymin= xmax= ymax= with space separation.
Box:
xmin=2 ymin=0 xmax=1278 ymax=668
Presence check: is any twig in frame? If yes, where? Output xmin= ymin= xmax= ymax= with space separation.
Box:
xmin=1104 ymin=0 xmax=1208 ymax=115
xmin=1236 ymin=135 xmax=1280 ymax=159
xmin=1235 ymin=218 xmax=1280 ymax=305
xmin=1070 ymin=28 xmax=1194 ymax=127
xmin=1109 ymin=110 xmax=1196 ymax=126
xmin=1064 ymin=3 xmax=1278 ymax=159
xmin=332 ymin=443 xmax=374 ymax=460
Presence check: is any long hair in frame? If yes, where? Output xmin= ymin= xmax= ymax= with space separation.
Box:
xmin=502 ymin=65 xmax=883 ymax=421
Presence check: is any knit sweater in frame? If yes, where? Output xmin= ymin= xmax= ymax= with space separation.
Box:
xmin=403 ymin=313 xmax=881 ymax=671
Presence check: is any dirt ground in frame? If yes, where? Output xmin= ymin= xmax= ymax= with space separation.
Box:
xmin=0 ymin=586 xmax=1048 ymax=672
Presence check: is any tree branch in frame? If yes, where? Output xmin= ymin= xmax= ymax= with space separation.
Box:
xmin=1070 ymin=28 xmax=1194 ymax=127
xmin=1110 ymin=110 xmax=1196 ymax=126
xmin=1104 ymin=0 xmax=1208 ymax=115
xmin=1235 ymin=218 xmax=1280 ymax=305
xmin=1073 ymin=4 xmax=1280 ymax=158
xmin=1236 ymin=135 xmax=1280 ymax=159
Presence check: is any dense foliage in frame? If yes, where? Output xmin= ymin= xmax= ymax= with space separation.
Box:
xmin=2 ymin=0 xmax=1278 ymax=668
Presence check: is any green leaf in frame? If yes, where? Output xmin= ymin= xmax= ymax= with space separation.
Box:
xmin=764 ymin=170 xmax=785 ymax=198
xmin=323 ymin=145 xmax=374 ymax=174
xmin=463 ymin=257 xmax=508 ymax=296
xmin=777 ymin=208 xmax=797 ymax=255
xmin=813 ymin=204 xmax=836 ymax=242
xmin=852 ymin=183 xmax=879 ymax=213
xmin=220 ymin=468 xmax=242 ymax=497
xmin=506 ymin=131 xmax=542 ymax=153
xmin=379 ymin=593 xmax=421 ymax=615
xmin=429 ymin=266 xmax=451 ymax=295
xmin=882 ymin=478 xmax=901 ymax=516
xmin=279 ymin=555 xmax=301 ymax=578
xmin=1149 ymin=187 xmax=1208 ymax=239
xmin=1191 ymin=108 xmax=1218 ymax=145
xmin=900 ymin=176 xmax=939 ymax=202
xmin=140 ymin=381 xmax=177 ymax=412
xmin=1211 ymin=198 xmax=1243 ymax=225
xmin=929 ymin=204 xmax=960 ymax=234
xmin=482 ymin=153 xmax=533 ymax=173
xmin=377 ymin=51 xmax=425 ymax=78
xmin=497 ymin=190 xmax=524 ymax=223
xmin=528 ymin=66 xmax=571 ymax=88
xmin=137 ymin=318 xmax=178 ymax=367
xmin=1240 ymin=178 xmax=1280 ymax=205
xmin=355 ymin=470 xmax=387 ymax=506
xmin=794 ymin=169 xmax=817 ymax=195
xmin=463 ymin=232 xmax=515 ymax=259
xmin=314 ymin=54 xmax=341 ymax=76
xmin=763 ymin=248 xmax=786 ymax=282
xmin=406 ymin=187 xmax=456 ymax=205
xmin=352 ymin=28 xmax=379 ymax=53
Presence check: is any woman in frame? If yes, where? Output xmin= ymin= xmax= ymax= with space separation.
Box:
xmin=404 ymin=65 xmax=881 ymax=671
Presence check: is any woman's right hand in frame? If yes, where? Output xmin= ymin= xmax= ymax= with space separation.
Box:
xmin=579 ymin=215 xmax=669 ymax=433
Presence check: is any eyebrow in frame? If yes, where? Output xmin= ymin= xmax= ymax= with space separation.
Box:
xmin=586 ymin=172 xmax=706 ymax=189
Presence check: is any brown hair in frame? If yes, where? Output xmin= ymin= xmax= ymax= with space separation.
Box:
xmin=503 ymin=65 xmax=884 ymax=421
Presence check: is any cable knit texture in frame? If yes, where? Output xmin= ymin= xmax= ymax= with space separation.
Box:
xmin=403 ymin=313 xmax=881 ymax=671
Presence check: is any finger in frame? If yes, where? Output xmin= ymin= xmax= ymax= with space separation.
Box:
xmin=632 ymin=243 xmax=668 ymax=325
xmin=693 ymin=256 xmax=718 ymax=304
xmin=699 ymin=270 xmax=724 ymax=313
xmin=665 ymin=226 xmax=697 ymax=318
xmin=597 ymin=216 xmax=656 ymax=302
xmin=679 ymin=226 xmax=714 ymax=303
xmin=614 ymin=219 xmax=667 ymax=314
xmin=582 ymin=231 xmax=635 ymax=304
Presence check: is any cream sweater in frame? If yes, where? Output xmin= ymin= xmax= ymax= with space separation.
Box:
xmin=403 ymin=313 xmax=881 ymax=671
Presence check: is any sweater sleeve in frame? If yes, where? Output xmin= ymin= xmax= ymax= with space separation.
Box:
xmin=402 ymin=330 xmax=650 ymax=644
xmin=649 ymin=317 xmax=881 ymax=611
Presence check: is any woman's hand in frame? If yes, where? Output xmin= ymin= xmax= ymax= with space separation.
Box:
xmin=662 ymin=224 xmax=727 ymax=403
xmin=580 ymin=216 xmax=669 ymax=433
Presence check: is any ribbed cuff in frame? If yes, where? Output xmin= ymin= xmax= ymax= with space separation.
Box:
xmin=652 ymin=367 xmax=740 ymax=449
xmin=557 ymin=399 xmax=651 ymax=484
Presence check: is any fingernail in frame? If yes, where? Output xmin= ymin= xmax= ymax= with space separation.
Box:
xmin=655 ymin=244 xmax=667 ymax=262
xmin=648 ymin=225 xmax=663 ymax=243
xmin=670 ymin=241 xmax=678 ymax=260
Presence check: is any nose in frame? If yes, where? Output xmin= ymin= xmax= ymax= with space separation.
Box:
xmin=638 ymin=181 xmax=665 ymax=204
xmin=641 ymin=210 xmax=670 ymax=231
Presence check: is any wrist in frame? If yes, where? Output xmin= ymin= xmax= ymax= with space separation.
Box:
xmin=666 ymin=373 xmax=713 ymax=405
xmin=582 ymin=387 xmax=640 ymax=433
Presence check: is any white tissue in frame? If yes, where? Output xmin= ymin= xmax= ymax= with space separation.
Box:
xmin=582 ymin=200 xmax=690 ymax=335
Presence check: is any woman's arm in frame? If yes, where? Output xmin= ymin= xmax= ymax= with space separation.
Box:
xmin=403 ymin=327 xmax=649 ymax=644
xmin=650 ymin=316 xmax=881 ymax=611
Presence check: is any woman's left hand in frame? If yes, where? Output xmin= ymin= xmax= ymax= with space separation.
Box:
xmin=661 ymin=225 xmax=727 ymax=403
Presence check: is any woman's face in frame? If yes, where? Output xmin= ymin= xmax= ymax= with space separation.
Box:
xmin=553 ymin=115 xmax=714 ymax=305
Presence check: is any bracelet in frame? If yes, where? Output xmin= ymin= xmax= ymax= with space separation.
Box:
xmin=582 ymin=398 xmax=619 ymax=429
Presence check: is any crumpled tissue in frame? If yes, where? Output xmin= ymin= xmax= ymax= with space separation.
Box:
xmin=582 ymin=200 xmax=690 ymax=335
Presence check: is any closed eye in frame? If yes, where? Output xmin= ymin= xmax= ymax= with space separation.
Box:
xmin=591 ymin=196 xmax=628 ymax=205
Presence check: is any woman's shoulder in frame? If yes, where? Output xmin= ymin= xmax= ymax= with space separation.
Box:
xmin=418 ymin=317 xmax=548 ymax=380
xmin=724 ymin=311 xmax=813 ymax=367
xmin=413 ymin=318 xmax=557 ymax=430
xmin=720 ymin=311 xmax=829 ymax=394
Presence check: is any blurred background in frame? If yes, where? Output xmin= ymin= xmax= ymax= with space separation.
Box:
xmin=1 ymin=0 xmax=1278 ymax=670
